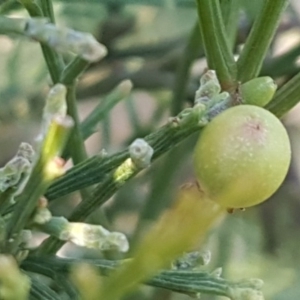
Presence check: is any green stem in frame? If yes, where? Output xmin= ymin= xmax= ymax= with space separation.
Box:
xmin=102 ymin=114 xmax=111 ymax=148
xmin=261 ymin=44 xmax=300 ymax=78
xmin=23 ymin=256 xmax=264 ymax=299
xmin=80 ymin=80 xmax=132 ymax=141
xmin=61 ymin=80 xmax=131 ymax=159
xmin=237 ymin=0 xmax=288 ymax=82
xmin=29 ymin=276 xmax=61 ymax=300
xmin=266 ymin=71 xmax=300 ymax=117
xmin=171 ymin=21 xmax=202 ymax=115
xmin=196 ymin=0 xmax=237 ymax=90
xmin=64 ymin=85 xmax=88 ymax=164
xmin=0 ymin=0 xmax=21 ymax=14
xmin=45 ymin=123 xmax=200 ymax=201
xmin=20 ymin=0 xmax=64 ymax=83
xmin=220 ymin=0 xmax=240 ymax=49
xmin=19 ymin=0 xmax=42 ymax=16
xmin=69 ymin=160 xmax=139 ymax=222
xmin=60 ymin=58 xmax=91 ymax=164
xmin=0 ymin=16 xmax=27 ymax=34
xmin=0 ymin=188 xmax=15 ymax=214
xmin=60 ymin=57 xmax=89 ymax=85
xmin=45 ymin=151 xmax=128 ymax=200
xmin=64 ymin=84 xmax=91 ymax=201
xmin=39 ymin=159 xmax=139 ymax=254
xmin=125 ymin=96 xmax=142 ymax=133
xmin=27 ymin=268 xmax=78 ymax=299
xmin=6 ymin=116 xmax=73 ymax=254
xmin=40 ymin=0 xmax=56 ymax=22
xmin=41 ymin=45 xmax=65 ymax=83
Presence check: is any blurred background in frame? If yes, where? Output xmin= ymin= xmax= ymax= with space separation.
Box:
xmin=1 ymin=0 xmax=300 ymax=299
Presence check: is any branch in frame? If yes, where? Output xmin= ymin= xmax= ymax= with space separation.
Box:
xmin=5 ymin=116 xmax=73 ymax=254
xmin=171 ymin=21 xmax=203 ymax=115
xmin=22 ymin=256 xmax=264 ymax=300
xmin=266 ymin=71 xmax=300 ymax=117
xmin=45 ymin=105 xmax=205 ymax=201
xmin=20 ymin=0 xmax=64 ymax=83
xmin=196 ymin=0 xmax=237 ymax=90
xmin=237 ymin=0 xmax=289 ymax=82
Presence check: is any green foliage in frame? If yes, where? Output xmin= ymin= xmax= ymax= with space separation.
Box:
xmin=0 ymin=0 xmax=299 ymax=299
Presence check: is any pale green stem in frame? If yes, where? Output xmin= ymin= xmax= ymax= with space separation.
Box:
xmin=237 ymin=0 xmax=289 ymax=82
xmin=196 ymin=0 xmax=237 ymax=90
xmin=5 ymin=116 xmax=73 ymax=254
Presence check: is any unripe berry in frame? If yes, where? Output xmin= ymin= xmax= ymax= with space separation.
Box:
xmin=193 ymin=105 xmax=291 ymax=208
xmin=240 ymin=77 xmax=277 ymax=107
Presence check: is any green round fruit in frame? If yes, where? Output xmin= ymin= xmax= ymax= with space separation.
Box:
xmin=193 ymin=105 xmax=291 ymax=208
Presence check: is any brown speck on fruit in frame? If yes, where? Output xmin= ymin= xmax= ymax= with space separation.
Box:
xmin=226 ymin=207 xmax=245 ymax=213
xmin=227 ymin=208 xmax=234 ymax=214
xmin=243 ymin=117 xmax=267 ymax=145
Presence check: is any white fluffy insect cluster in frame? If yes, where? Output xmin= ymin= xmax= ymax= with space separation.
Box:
xmin=25 ymin=18 xmax=107 ymax=62
xmin=194 ymin=70 xmax=231 ymax=120
xmin=39 ymin=217 xmax=129 ymax=252
xmin=0 ymin=143 xmax=35 ymax=195
xmin=36 ymin=83 xmax=67 ymax=142
xmin=129 ymin=138 xmax=154 ymax=169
